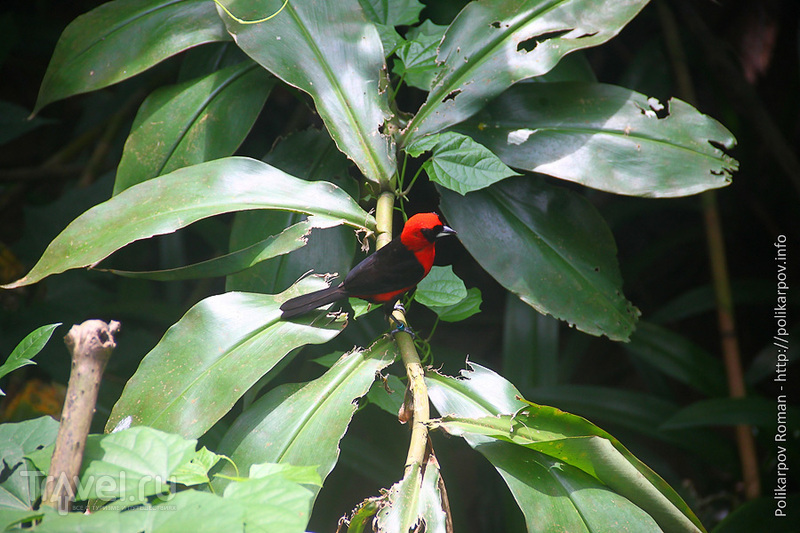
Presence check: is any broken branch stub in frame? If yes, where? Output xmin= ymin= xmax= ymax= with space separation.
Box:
xmin=43 ymin=319 xmax=120 ymax=513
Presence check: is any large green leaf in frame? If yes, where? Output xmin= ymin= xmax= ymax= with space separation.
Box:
xmin=401 ymin=0 xmax=649 ymax=144
xmin=226 ymin=129 xmax=358 ymax=294
xmin=34 ymin=0 xmax=230 ymax=113
xmin=105 ymin=280 xmax=346 ymax=438
xmin=215 ymin=338 xmax=397 ymax=496
xmin=218 ymin=0 xmax=396 ymax=186
xmin=102 ymin=215 xmax=344 ymax=281
xmin=3 ymin=157 xmax=373 ymax=289
xmin=426 ymin=363 xmax=705 ymax=533
xmin=456 ymin=82 xmax=737 ymax=197
xmin=114 ymin=61 xmax=274 ymax=194
xmin=439 ymin=177 xmax=639 ymax=341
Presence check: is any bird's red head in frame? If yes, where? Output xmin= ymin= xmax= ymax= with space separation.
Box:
xmin=400 ymin=213 xmax=456 ymax=252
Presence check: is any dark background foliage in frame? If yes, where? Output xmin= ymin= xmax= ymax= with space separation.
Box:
xmin=1 ymin=0 xmax=798 ymax=531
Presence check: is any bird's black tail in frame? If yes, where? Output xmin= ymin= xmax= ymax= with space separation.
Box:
xmin=280 ymin=284 xmax=348 ymax=319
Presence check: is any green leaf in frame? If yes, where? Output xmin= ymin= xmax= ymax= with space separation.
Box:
xmin=625 ymin=322 xmax=727 ymax=396
xmin=456 ymin=82 xmax=737 ymax=197
xmin=102 ymin=215 xmax=345 ymax=281
xmin=528 ymin=385 xmax=738 ymax=469
xmin=225 ymin=129 xmax=359 ymax=294
xmin=428 ymin=287 xmax=482 ymax=322
xmin=3 ymin=157 xmax=373 ymax=289
xmin=660 ymin=397 xmax=777 ymax=431
xmin=401 ymin=0 xmax=649 ymax=144
xmin=418 ymin=132 xmax=519 ymax=195
xmin=375 ymin=464 xmax=422 ymax=533
xmin=426 ymin=363 xmax=705 ymax=533
xmin=393 ymin=21 xmax=447 ymax=90
xmin=171 ymin=446 xmax=222 ymax=486
xmin=106 ymin=280 xmax=346 ymax=438
xmin=222 ymin=467 xmax=315 ymax=533
xmin=214 ymin=339 xmax=397 ymax=497
xmin=471 ymin=440 xmax=665 ymax=533
xmin=34 ymin=0 xmax=230 ymax=113
xmin=114 ymin=61 xmax=274 ymax=194
xmin=415 ymin=265 xmax=467 ymax=307
xmin=218 ymin=0 xmax=396 ymax=185
xmin=358 ymin=0 xmax=424 ymax=27
xmin=439 ymin=177 xmax=640 ymax=341
xmin=28 ymin=427 xmax=196 ymax=503
xmin=0 ymin=417 xmax=59 ymax=512
xmin=0 ymin=324 xmax=61 ymax=395
xmin=502 ymin=294 xmax=560 ymax=388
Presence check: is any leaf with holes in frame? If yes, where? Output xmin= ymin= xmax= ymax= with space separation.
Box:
xmin=401 ymin=0 xmax=649 ymax=144
xmin=457 ymin=82 xmax=737 ymax=197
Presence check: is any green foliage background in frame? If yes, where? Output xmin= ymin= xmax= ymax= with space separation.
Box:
xmin=0 ymin=0 xmax=798 ymax=532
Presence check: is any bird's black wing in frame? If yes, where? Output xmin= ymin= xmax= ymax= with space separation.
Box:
xmin=343 ymin=237 xmax=425 ymax=297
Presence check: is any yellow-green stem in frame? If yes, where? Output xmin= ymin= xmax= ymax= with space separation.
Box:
xmin=373 ymin=191 xmax=430 ymax=474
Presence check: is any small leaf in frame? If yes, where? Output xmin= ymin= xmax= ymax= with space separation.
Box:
xmin=430 ymin=287 xmax=482 ymax=322
xmin=34 ymin=0 xmax=230 ymax=113
xmin=421 ymin=132 xmax=519 ymax=195
xmin=171 ymin=446 xmax=222 ymax=486
xmin=0 ymin=324 xmax=61 ymax=395
xmin=415 ymin=265 xmax=468 ymax=307
xmin=393 ymin=21 xmax=447 ymax=90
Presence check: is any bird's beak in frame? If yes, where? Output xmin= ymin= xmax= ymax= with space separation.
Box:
xmin=438 ymin=225 xmax=456 ymax=238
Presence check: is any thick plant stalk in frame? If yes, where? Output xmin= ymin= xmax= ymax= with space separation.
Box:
xmin=43 ymin=320 xmax=120 ymax=512
xmin=374 ymin=191 xmax=430 ymax=474
xmin=658 ymin=1 xmax=760 ymax=500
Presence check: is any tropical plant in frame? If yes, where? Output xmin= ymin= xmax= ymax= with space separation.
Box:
xmin=2 ymin=0 xmax=765 ymax=532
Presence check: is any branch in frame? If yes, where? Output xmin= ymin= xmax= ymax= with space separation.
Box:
xmin=43 ymin=320 xmax=121 ymax=512
xmin=373 ymin=192 xmax=431 ymax=475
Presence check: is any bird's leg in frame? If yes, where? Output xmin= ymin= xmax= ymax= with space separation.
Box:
xmin=388 ymin=301 xmax=416 ymax=338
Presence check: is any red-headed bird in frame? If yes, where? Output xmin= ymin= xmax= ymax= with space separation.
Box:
xmin=280 ymin=212 xmax=456 ymax=319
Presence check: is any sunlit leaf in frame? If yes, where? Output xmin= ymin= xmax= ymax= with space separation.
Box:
xmin=34 ymin=0 xmax=229 ymax=113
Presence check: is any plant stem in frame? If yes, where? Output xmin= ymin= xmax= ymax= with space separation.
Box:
xmin=658 ymin=0 xmax=760 ymax=500
xmin=373 ymin=191 xmax=430 ymax=475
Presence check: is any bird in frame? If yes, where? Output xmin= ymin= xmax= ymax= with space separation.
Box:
xmin=280 ymin=212 xmax=456 ymax=319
